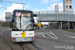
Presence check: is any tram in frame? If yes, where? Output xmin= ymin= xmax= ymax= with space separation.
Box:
xmin=11 ymin=10 xmax=35 ymax=42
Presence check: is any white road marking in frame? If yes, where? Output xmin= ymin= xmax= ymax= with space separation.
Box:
xmin=47 ymin=34 xmax=55 ymax=39
xmin=42 ymin=34 xmax=46 ymax=37
xmin=49 ymin=31 xmax=58 ymax=39
xmin=42 ymin=31 xmax=58 ymax=39
xmin=65 ymin=34 xmax=75 ymax=38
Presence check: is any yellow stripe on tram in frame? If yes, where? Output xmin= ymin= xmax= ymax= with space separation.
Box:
xmin=21 ymin=32 xmax=26 ymax=37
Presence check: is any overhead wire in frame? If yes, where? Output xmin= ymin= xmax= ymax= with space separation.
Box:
xmin=0 ymin=0 xmax=26 ymax=9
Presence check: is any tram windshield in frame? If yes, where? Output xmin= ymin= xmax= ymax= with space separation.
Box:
xmin=12 ymin=11 xmax=33 ymax=31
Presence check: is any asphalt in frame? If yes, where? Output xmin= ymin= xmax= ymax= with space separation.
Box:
xmin=0 ymin=28 xmax=75 ymax=50
xmin=71 ymin=29 xmax=75 ymax=31
xmin=34 ymin=29 xmax=75 ymax=50
xmin=0 ymin=29 xmax=10 ymax=50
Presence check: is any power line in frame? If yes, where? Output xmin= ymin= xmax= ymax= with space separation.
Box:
xmin=0 ymin=0 xmax=27 ymax=10
xmin=0 ymin=0 xmax=3 ymax=3
xmin=0 ymin=0 xmax=26 ymax=5
xmin=0 ymin=0 xmax=7 ymax=7
xmin=0 ymin=7 xmax=7 ymax=9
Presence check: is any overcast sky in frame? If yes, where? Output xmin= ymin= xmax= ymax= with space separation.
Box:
xmin=0 ymin=0 xmax=75 ymax=21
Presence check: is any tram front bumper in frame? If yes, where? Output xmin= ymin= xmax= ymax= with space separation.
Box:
xmin=11 ymin=37 xmax=34 ymax=42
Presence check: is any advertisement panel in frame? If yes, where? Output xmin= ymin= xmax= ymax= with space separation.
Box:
xmin=5 ymin=12 xmax=11 ymax=17
xmin=5 ymin=12 xmax=12 ymax=22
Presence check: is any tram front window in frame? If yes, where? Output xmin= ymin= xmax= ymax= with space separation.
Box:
xmin=12 ymin=11 xmax=33 ymax=31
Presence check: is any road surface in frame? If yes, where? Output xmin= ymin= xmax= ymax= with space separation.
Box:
xmin=0 ymin=28 xmax=75 ymax=50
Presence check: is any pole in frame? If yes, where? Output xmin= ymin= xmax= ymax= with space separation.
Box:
xmin=61 ymin=22 xmax=62 ymax=29
xmin=59 ymin=22 xmax=60 ymax=29
xmin=68 ymin=11 xmax=70 ymax=30
xmin=23 ymin=5 xmax=24 ymax=10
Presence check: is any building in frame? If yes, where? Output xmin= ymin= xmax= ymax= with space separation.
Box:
xmin=63 ymin=0 xmax=73 ymax=12
xmin=55 ymin=4 xmax=59 ymax=12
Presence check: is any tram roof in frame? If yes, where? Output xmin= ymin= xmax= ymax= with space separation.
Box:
xmin=13 ymin=10 xmax=33 ymax=13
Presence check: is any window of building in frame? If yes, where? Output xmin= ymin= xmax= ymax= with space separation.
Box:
xmin=66 ymin=6 xmax=68 ymax=8
xmin=69 ymin=0 xmax=72 ymax=4
xmin=69 ymin=6 xmax=72 ymax=9
xmin=66 ymin=0 xmax=68 ymax=4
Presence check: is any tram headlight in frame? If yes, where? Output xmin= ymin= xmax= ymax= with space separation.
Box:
xmin=15 ymin=34 xmax=17 ymax=35
xmin=29 ymin=33 xmax=33 ymax=35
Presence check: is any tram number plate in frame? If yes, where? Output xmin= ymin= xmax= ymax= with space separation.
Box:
xmin=21 ymin=32 xmax=26 ymax=37
xmin=22 ymin=38 xmax=30 ymax=41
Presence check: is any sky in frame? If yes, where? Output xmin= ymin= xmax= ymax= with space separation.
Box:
xmin=0 ymin=0 xmax=75 ymax=22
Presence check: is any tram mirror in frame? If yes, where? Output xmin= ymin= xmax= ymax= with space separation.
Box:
xmin=33 ymin=14 xmax=37 ymax=17
xmin=34 ymin=24 xmax=37 ymax=27
xmin=12 ymin=19 xmax=14 ymax=22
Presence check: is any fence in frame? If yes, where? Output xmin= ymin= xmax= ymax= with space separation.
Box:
xmin=0 ymin=22 xmax=10 ymax=27
xmin=33 ymin=11 xmax=75 ymax=22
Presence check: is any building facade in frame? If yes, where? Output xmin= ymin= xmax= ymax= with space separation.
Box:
xmin=55 ymin=4 xmax=59 ymax=12
xmin=63 ymin=0 xmax=73 ymax=12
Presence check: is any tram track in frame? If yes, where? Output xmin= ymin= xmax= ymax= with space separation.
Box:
xmin=0 ymin=29 xmax=24 ymax=50
xmin=20 ymin=43 xmax=25 ymax=50
xmin=8 ymin=33 xmax=34 ymax=50
xmin=21 ymin=42 xmax=41 ymax=50
xmin=7 ymin=30 xmax=41 ymax=50
xmin=30 ymin=42 xmax=41 ymax=50
xmin=7 ymin=32 xmax=29 ymax=50
xmin=1 ymin=33 xmax=26 ymax=50
xmin=20 ymin=43 xmax=31 ymax=50
xmin=0 ymin=29 xmax=41 ymax=50
xmin=1 ymin=30 xmax=13 ymax=50
xmin=7 ymin=31 xmax=41 ymax=50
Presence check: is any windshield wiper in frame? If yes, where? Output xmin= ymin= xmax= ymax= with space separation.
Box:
xmin=20 ymin=15 xmax=21 ymax=30
xmin=21 ymin=19 xmax=32 ymax=32
xmin=23 ymin=24 xmax=32 ymax=32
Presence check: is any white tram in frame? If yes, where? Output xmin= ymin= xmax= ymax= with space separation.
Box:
xmin=11 ymin=10 xmax=35 ymax=42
